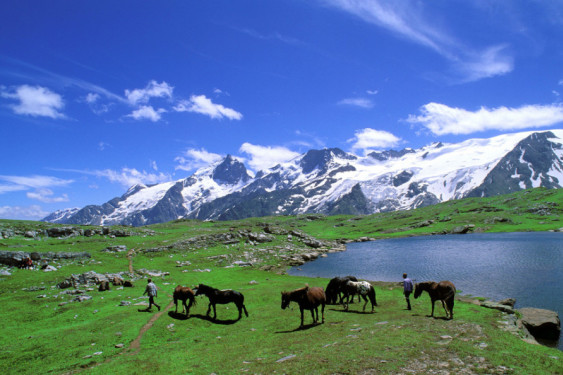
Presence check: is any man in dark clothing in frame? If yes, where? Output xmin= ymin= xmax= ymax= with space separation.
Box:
xmin=143 ymin=278 xmax=161 ymax=311
xmin=403 ymin=273 xmax=413 ymax=310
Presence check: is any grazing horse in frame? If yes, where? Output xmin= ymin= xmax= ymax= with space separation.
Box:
xmin=195 ymin=284 xmax=248 ymax=321
xmin=414 ymin=281 xmax=456 ymax=319
xmin=281 ymin=286 xmax=326 ymax=327
xmin=325 ymin=276 xmax=358 ymax=304
xmin=342 ymin=280 xmax=377 ymax=312
xmin=173 ymin=285 xmax=196 ymax=317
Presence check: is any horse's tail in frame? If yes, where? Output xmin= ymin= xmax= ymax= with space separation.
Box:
xmin=243 ymin=304 xmax=249 ymax=317
xmin=369 ymin=286 xmax=377 ymax=306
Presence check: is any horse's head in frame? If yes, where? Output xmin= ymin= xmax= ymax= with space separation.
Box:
xmin=413 ymin=283 xmax=423 ymax=299
xmin=281 ymin=292 xmax=291 ymax=310
xmin=194 ymin=284 xmax=205 ymax=296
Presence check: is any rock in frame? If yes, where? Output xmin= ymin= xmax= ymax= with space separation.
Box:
xmin=43 ymin=265 xmax=57 ymax=272
xmin=119 ymin=301 xmax=131 ymax=306
xmin=98 ymin=281 xmax=110 ymax=291
xmin=499 ymin=298 xmax=516 ymax=308
xmin=0 ymin=250 xmax=28 ymax=267
xmin=115 ymin=343 xmax=124 ymax=348
xmin=0 ymin=270 xmax=11 ymax=276
xmin=518 ymin=308 xmax=561 ymax=341
xmin=24 ymin=231 xmax=36 ymax=238
xmin=57 ymin=279 xmax=73 ymax=289
xmin=73 ymin=295 xmax=93 ymax=302
xmin=450 ymin=225 xmax=475 ymax=234
xmin=481 ymin=301 xmax=515 ymax=314
xmin=102 ymin=245 xmax=127 ymax=253
xmin=123 ymin=281 xmax=134 ymax=287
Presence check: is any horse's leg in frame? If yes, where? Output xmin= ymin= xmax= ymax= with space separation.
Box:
xmin=174 ymin=297 xmax=178 ymax=313
xmin=300 ymin=307 xmax=304 ymax=327
xmin=237 ymin=303 xmax=243 ymax=320
xmin=206 ymin=302 xmax=212 ymax=317
xmin=311 ymin=307 xmax=316 ymax=324
xmin=362 ymin=294 xmax=368 ymax=311
xmin=212 ymin=303 xmax=217 ymax=320
xmin=447 ymin=298 xmax=454 ymax=319
xmin=441 ymin=300 xmax=448 ymax=317
xmin=431 ymin=299 xmax=435 ymax=317
xmin=183 ymin=299 xmax=189 ymax=315
xmin=186 ymin=298 xmax=193 ymax=317
xmin=321 ymin=302 xmax=325 ymax=323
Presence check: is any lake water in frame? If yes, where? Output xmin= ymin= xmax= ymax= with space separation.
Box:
xmin=288 ymin=232 xmax=563 ymax=349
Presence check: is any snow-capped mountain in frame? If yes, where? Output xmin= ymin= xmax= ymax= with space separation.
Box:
xmin=43 ymin=130 xmax=563 ymax=226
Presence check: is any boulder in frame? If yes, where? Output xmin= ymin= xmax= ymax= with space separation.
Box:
xmin=481 ymin=301 xmax=515 ymax=314
xmin=98 ymin=281 xmax=110 ymax=291
xmin=518 ymin=307 xmax=561 ymax=341
xmin=499 ymin=298 xmax=516 ymax=308
xmin=450 ymin=224 xmax=475 ymax=234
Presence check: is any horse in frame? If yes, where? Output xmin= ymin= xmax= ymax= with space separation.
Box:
xmin=414 ymin=280 xmax=456 ymax=319
xmin=195 ymin=283 xmax=248 ymax=321
xmin=281 ymin=286 xmax=326 ymax=327
xmin=325 ymin=276 xmax=358 ymax=304
xmin=173 ymin=285 xmax=197 ymax=317
xmin=341 ymin=280 xmax=377 ymax=312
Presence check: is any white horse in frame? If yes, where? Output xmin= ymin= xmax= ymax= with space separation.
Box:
xmin=342 ymin=280 xmax=377 ymax=312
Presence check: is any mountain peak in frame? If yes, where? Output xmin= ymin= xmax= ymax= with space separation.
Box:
xmin=300 ymin=148 xmax=356 ymax=174
xmin=211 ymin=154 xmax=251 ymax=185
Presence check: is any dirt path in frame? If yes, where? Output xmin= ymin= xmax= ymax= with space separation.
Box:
xmin=64 ymin=249 xmax=172 ymax=374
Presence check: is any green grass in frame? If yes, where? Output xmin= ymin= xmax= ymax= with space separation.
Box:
xmin=0 ymin=187 xmax=561 ymax=374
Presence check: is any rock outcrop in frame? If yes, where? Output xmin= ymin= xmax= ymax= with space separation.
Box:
xmin=518 ymin=307 xmax=561 ymax=341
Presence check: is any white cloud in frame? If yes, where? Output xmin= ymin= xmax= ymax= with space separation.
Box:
xmin=126 ymin=105 xmax=166 ymax=122
xmin=239 ymin=143 xmax=300 ymax=171
xmin=407 ymin=102 xmax=563 ymax=135
xmin=150 ymin=160 xmax=158 ymax=171
xmin=26 ymin=188 xmax=69 ymax=203
xmin=366 ymin=90 xmax=379 ymax=95
xmin=175 ymin=148 xmax=223 ymax=172
xmin=348 ymin=128 xmax=402 ymax=151
xmin=338 ymin=97 xmax=374 ymax=109
xmin=0 ymin=175 xmax=74 ymax=192
xmin=125 ymin=80 xmax=174 ymax=105
xmin=0 ymin=205 xmax=49 ymax=220
xmin=322 ymin=0 xmax=513 ymax=82
xmin=0 ymin=85 xmax=65 ymax=118
xmin=85 ymin=93 xmax=100 ymax=103
xmin=98 ymin=142 xmax=110 ymax=151
xmin=174 ymin=95 xmax=243 ymax=120
xmin=92 ymin=168 xmax=172 ymax=188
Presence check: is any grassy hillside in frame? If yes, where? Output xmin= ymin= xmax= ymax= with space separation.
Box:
xmin=0 ymin=188 xmax=561 ymax=374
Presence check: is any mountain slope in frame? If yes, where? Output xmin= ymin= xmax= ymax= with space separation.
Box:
xmin=44 ymin=130 xmax=563 ymax=225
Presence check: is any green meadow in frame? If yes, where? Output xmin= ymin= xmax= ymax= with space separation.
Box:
xmin=0 ymin=188 xmax=561 ymax=374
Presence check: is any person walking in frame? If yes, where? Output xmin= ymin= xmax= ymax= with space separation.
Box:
xmin=403 ymin=273 xmax=413 ymax=310
xmin=143 ymin=278 xmax=161 ymax=311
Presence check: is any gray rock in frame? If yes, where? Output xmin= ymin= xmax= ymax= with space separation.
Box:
xmin=119 ymin=301 xmax=131 ymax=306
xmin=481 ymin=301 xmax=515 ymax=314
xmin=72 ymin=295 xmax=92 ymax=302
xmin=0 ymin=270 xmax=11 ymax=276
xmin=499 ymin=298 xmax=516 ymax=308
xmin=43 ymin=265 xmax=58 ymax=272
xmin=518 ymin=307 xmax=561 ymax=341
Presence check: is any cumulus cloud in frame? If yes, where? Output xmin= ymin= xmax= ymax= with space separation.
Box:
xmin=322 ymin=0 xmax=513 ymax=82
xmin=0 ymin=85 xmax=65 ymax=118
xmin=175 ymin=148 xmax=223 ymax=172
xmin=338 ymin=97 xmax=374 ymax=109
xmin=26 ymin=188 xmax=69 ymax=203
xmin=239 ymin=143 xmax=300 ymax=171
xmin=125 ymin=80 xmax=174 ymax=105
xmin=348 ymin=128 xmax=402 ymax=151
xmin=126 ymin=105 xmax=166 ymax=122
xmin=407 ymin=102 xmax=563 ymax=135
xmin=0 ymin=205 xmax=49 ymax=220
xmin=174 ymin=95 xmax=243 ymax=120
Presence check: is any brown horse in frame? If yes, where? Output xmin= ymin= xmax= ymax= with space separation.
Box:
xmin=173 ymin=285 xmax=197 ymax=317
xmin=281 ymin=286 xmax=326 ymax=327
xmin=414 ymin=281 xmax=456 ymax=319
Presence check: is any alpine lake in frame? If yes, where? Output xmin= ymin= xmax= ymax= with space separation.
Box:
xmin=288 ymin=231 xmax=563 ymax=350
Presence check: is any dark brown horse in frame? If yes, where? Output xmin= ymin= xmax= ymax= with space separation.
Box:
xmin=414 ymin=281 xmax=456 ymax=319
xmin=281 ymin=286 xmax=326 ymax=327
xmin=195 ymin=284 xmax=248 ymax=321
xmin=325 ymin=276 xmax=358 ymax=304
xmin=173 ymin=285 xmax=196 ymax=317
xmin=341 ymin=280 xmax=377 ymax=312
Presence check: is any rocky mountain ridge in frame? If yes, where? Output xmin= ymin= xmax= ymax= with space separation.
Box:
xmin=43 ymin=130 xmax=563 ymax=226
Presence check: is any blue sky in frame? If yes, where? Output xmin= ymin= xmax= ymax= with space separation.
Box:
xmin=1 ymin=0 xmax=563 ymax=220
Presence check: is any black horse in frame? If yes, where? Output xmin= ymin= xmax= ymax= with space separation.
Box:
xmin=195 ymin=283 xmax=249 ymax=321
xmin=325 ymin=276 xmax=358 ymax=304
xmin=281 ymin=286 xmax=326 ymax=327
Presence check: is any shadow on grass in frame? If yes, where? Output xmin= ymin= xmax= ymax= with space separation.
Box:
xmin=168 ymin=311 xmax=191 ymax=320
xmin=188 ymin=313 xmax=240 ymax=325
xmin=275 ymin=322 xmax=323 ymax=333
xmin=328 ymin=308 xmax=375 ymax=315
